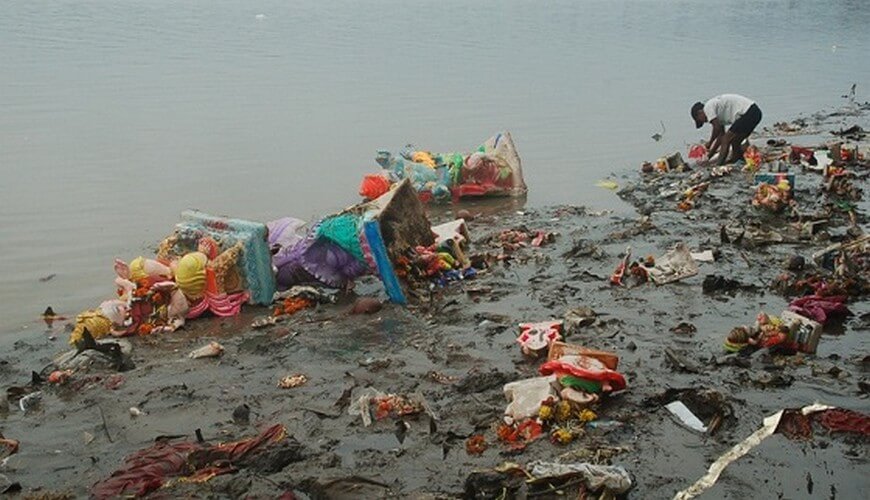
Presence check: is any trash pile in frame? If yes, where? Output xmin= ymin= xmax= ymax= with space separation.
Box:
xmin=6 ymin=119 xmax=869 ymax=498
xmin=500 ymin=337 xmax=627 ymax=450
xmin=622 ymin=123 xmax=868 ymax=352
xmin=398 ymin=219 xmax=480 ymax=289
xmin=464 ymin=460 xmax=632 ymax=498
xmin=361 ymin=132 xmax=527 ymax=203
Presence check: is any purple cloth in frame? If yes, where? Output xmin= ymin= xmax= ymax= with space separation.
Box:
xmin=274 ymin=224 xmax=369 ymax=290
xmin=788 ymin=295 xmax=850 ymax=324
xmin=300 ymin=238 xmax=369 ymax=288
xmin=267 ymin=218 xmax=306 ymax=268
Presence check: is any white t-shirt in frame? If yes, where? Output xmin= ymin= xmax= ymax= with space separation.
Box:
xmin=703 ymin=94 xmax=755 ymax=126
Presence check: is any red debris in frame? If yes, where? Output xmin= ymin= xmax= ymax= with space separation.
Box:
xmin=92 ymin=424 xmax=288 ymax=499
xmin=465 ymin=435 xmax=487 ymax=455
xmin=497 ymin=419 xmax=543 ymax=451
xmin=0 ymin=436 xmax=20 ymax=461
xmin=359 ymin=174 xmax=391 ymax=200
xmin=776 ymin=410 xmax=814 ymax=440
xmin=776 ymin=408 xmax=870 ymax=441
xmin=47 ymin=370 xmax=74 ymax=385
xmin=103 ymin=374 xmax=125 ymax=391
xmin=816 ymin=409 xmax=870 ymax=435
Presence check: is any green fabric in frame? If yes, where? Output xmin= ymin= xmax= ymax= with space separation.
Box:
xmin=435 ymin=152 xmax=465 ymax=186
xmin=559 ymin=375 xmax=602 ymax=394
xmin=834 ymin=200 xmax=856 ymax=212
xmin=723 ymin=340 xmax=745 ymax=353
xmin=317 ymin=214 xmax=365 ymax=261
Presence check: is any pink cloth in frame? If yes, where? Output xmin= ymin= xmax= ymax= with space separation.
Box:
xmin=187 ymin=291 xmax=249 ymax=319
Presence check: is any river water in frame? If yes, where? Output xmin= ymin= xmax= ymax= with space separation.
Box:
xmin=2 ymin=0 xmax=869 ymax=332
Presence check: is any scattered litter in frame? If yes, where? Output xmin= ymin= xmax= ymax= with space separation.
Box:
xmin=278 ymin=374 xmax=308 ymax=389
xmin=18 ymin=391 xmax=42 ymax=413
xmin=1 ymin=111 xmax=867 ymax=499
xmin=368 ymin=131 xmax=527 ymax=203
xmin=548 ymin=341 xmax=619 ymax=370
xmin=503 ymin=375 xmax=557 ymax=420
xmin=497 ymin=418 xmax=543 ymax=450
xmin=648 ymin=243 xmax=699 ymax=284
xmin=665 ymin=348 xmax=702 ymax=373
xmin=673 ymin=404 xmax=832 ymax=500
xmin=516 ymin=320 xmax=563 ymax=357
xmin=563 ymin=307 xmax=597 ymax=334
xmin=527 ymin=461 xmax=633 ymax=494
xmin=652 ymin=121 xmax=666 ymax=142
xmin=91 ymin=424 xmax=299 ymax=498
xmin=47 ymin=369 xmax=73 ymax=384
xmin=271 ymin=296 xmax=315 ymax=318
xmin=232 ymin=404 xmax=251 ymax=425
xmin=188 ymin=341 xmax=224 ymax=359
xmin=427 ymin=371 xmax=458 ymax=385
xmin=788 ymin=294 xmax=850 ymax=324
xmin=666 ymin=401 xmax=708 ymax=433
xmin=670 ymin=322 xmax=697 ymax=335
xmin=465 ymin=435 xmax=487 ymax=455
xmin=0 ymin=435 xmax=19 ymax=462
xmin=690 ymin=250 xmax=715 ymax=262
xmin=349 ymin=388 xmax=432 ymax=427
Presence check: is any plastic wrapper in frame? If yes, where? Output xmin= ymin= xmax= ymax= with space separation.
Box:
xmin=503 ymin=375 xmax=557 ymax=420
xmin=527 ymin=461 xmax=632 ymax=494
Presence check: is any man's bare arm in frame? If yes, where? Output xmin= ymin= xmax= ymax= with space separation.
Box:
xmin=707 ymin=119 xmax=724 ymax=157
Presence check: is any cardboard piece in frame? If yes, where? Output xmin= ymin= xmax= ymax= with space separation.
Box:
xmin=780 ymin=310 xmax=822 ymax=354
xmin=356 ymin=179 xmax=435 ymax=303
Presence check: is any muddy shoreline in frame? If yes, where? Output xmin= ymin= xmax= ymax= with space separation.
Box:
xmin=1 ymin=107 xmax=869 ymax=499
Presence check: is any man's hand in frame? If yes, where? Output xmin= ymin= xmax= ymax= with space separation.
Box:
xmin=707 ymin=119 xmax=724 ymax=158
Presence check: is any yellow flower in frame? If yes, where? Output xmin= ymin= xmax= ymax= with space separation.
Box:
xmin=538 ymin=404 xmax=554 ymax=422
xmin=550 ymin=428 xmax=575 ymax=445
xmin=555 ymin=401 xmax=573 ymax=422
xmin=577 ymin=409 xmax=598 ymax=423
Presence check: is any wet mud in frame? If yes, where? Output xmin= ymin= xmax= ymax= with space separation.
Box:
xmin=1 ymin=108 xmax=869 ymax=499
